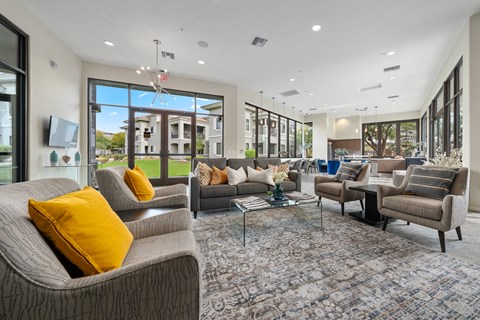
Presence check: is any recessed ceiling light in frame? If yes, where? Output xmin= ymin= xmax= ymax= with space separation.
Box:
xmin=198 ymin=60 xmax=205 ymax=65
xmin=312 ymin=25 xmax=322 ymax=31
xmin=387 ymin=51 xmax=396 ymax=56
xmin=323 ymin=103 xmax=328 ymax=106
xmin=309 ymin=93 xmax=314 ymax=96
xmin=390 ymin=76 xmax=396 ymax=80
xmin=198 ymin=41 xmax=209 ymax=48
xmin=289 ymin=78 xmax=295 ymax=82
xmin=104 ymin=41 xmax=114 ymax=47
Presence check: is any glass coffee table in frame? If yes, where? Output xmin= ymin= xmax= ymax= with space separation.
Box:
xmin=230 ymin=193 xmax=321 ymax=246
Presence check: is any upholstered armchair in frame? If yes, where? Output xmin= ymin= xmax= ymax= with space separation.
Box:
xmin=0 ymin=178 xmax=201 ymax=319
xmin=96 ymin=166 xmax=188 ymax=211
xmin=377 ymin=165 xmax=469 ymax=252
xmin=314 ymin=163 xmax=370 ymax=215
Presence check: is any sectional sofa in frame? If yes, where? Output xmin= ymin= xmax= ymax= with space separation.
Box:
xmin=190 ymin=158 xmax=301 ymax=218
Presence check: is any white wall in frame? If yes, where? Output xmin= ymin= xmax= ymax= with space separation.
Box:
xmin=3 ymin=0 xmax=83 ymax=181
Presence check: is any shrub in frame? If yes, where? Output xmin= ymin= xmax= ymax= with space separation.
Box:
xmin=245 ymin=149 xmax=256 ymax=158
xmin=0 ymin=145 xmax=12 ymax=162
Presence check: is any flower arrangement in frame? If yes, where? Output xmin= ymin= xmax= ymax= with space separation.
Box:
xmin=272 ymin=172 xmax=288 ymax=184
xmin=424 ymin=148 xmax=462 ymax=167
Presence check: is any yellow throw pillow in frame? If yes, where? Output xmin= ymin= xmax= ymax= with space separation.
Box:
xmin=28 ymin=187 xmax=133 ymax=276
xmin=124 ymin=165 xmax=155 ymax=200
xmin=210 ymin=166 xmax=228 ymax=185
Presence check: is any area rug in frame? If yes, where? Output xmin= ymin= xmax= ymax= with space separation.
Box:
xmin=193 ymin=204 xmax=480 ymax=319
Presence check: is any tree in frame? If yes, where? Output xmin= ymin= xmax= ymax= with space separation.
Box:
xmin=96 ymin=130 xmax=112 ymax=150
xmin=196 ymin=137 xmax=205 ymax=153
xmin=111 ymin=132 xmax=125 ymax=149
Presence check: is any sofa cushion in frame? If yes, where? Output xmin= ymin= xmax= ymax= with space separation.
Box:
xmin=383 ymin=194 xmax=443 ymax=220
xmin=236 ymin=182 xmax=269 ymax=195
xmin=255 ymin=158 xmax=281 ymax=169
xmin=405 ymin=166 xmax=459 ymax=200
xmin=268 ymin=180 xmax=297 ymax=192
xmin=124 ymin=165 xmax=155 ymax=200
xmin=200 ymin=184 xmax=237 ymax=198
xmin=316 ymin=181 xmax=342 ymax=196
xmin=335 ymin=163 xmax=363 ymax=181
xmin=227 ymin=166 xmax=248 ymax=185
xmin=28 ymin=187 xmax=134 ymax=276
xmin=210 ymin=166 xmax=228 ymax=185
xmin=247 ymin=166 xmax=274 ymax=186
xmin=193 ymin=157 xmax=227 ymax=170
xmin=228 ymin=158 xmax=255 ymax=173
xmin=194 ymin=162 xmax=212 ymax=187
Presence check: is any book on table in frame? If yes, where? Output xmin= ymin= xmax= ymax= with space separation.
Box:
xmin=284 ymin=191 xmax=317 ymax=201
xmin=234 ymin=196 xmax=271 ymax=210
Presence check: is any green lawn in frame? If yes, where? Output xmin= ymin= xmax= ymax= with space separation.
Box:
xmin=98 ymin=159 xmax=191 ymax=177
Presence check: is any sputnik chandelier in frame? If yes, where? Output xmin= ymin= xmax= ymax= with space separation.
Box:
xmin=136 ymin=39 xmax=170 ymax=106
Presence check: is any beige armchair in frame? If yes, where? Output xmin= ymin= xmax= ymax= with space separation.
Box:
xmin=0 ymin=178 xmax=201 ymax=319
xmin=377 ymin=165 xmax=469 ymax=252
xmin=314 ymin=163 xmax=370 ymax=215
xmin=96 ymin=166 xmax=188 ymax=211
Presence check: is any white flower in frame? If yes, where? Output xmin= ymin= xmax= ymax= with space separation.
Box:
xmin=272 ymin=172 xmax=288 ymax=183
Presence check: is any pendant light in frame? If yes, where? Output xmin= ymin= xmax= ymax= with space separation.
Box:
xmin=374 ymin=106 xmax=378 ymax=132
xmin=355 ymin=108 xmax=359 ymax=133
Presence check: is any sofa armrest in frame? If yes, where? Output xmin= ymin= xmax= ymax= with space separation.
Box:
xmin=377 ymin=185 xmax=404 ymax=210
xmin=314 ymin=176 xmax=336 ymax=185
xmin=288 ymin=171 xmax=302 ymax=192
xmin=441 ymin=194 xmax=468 ymax=230
xmin=124 ymin=208 xmax=192 ymax=239
xmin=189 ymin=172 xmax=201 ymax=212
xmin=154 ymin=184 xmax=187 ymax=198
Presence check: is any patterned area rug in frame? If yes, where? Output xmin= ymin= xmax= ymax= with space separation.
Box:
xmin=193 ymin=204 xmax=480 ymax=319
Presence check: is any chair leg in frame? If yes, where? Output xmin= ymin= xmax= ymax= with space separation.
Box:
xmin=438 ymin=231 xmax=446 ymax=253
xmin=359 ymin=199 xmax=364 ymax=211
xmin=193 ymin=211 xmax=197 ymax=219
xmin=407 ymin=221 xmax=410 ymax=225
xmin=341 ymin=203 xmax=344 ymax=216
xmin=382 ymin=217 xmax=389 ymax=231
xmin=456 ymin=226 xmax=463 ymax=241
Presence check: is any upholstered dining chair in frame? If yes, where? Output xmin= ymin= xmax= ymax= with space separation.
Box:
xmin=96 ymin=166 xmax=188 ymax=211
xmin=377 ymin=165 xmax=469 ymax=253
xmin=314 ymin=163 xmax=370 ymax=215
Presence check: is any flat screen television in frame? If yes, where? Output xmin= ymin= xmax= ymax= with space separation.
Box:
xmin=47 ymin=115 xmax=79 ymax=148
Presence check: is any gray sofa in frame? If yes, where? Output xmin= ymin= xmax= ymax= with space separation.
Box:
xmin=190 ymin=158 xmax=301 ymax=218
xmin=0 ymin=178 xmax=201 ymax=319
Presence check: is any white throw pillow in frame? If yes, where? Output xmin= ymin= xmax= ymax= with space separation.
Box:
xmin=227 ymin=166 xmax=248 ymax=185
xmin=247 ymin=166 xmax=275 ymax=186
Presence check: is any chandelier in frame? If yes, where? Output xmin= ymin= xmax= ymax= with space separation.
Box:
xmin=136 ymin=39 xmax=170 ymax=106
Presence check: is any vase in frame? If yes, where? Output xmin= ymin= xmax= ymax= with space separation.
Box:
xmin=50 ymin=150 xmax=59 ymax=166
xmin=272 ymin=183 xmax=284 ymax=200
xmin=74 ymin=151 xmax=81 ymax=166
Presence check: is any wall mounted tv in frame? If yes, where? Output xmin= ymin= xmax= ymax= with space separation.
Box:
xmin=47 ymin=115 xmax=79 ymax=148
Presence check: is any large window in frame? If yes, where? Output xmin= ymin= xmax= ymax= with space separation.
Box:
xmin=0 ymin=15 xmax=27 ymax=184
xmin=363 ymin=119 xmax=419 ymax=157
xmin=244 ymin=103 xmax=302 ymax=158
xmin=88 ymin=79 xmax=223 ymax=185
xmin=429 ymin=58 xmax=463 ymax=157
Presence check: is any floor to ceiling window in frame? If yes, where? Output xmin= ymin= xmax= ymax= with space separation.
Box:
xmin=88 ymin=79 xmax=223 ymax=186
xmin=0 ymin=14 xmax=27 ymax=184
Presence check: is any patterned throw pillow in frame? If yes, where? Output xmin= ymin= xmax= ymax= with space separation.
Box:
xmin=405 ymin=166 xmax=459 ymax=199
xmin=194 ymin=162 xmax=212 ymax=187
xmin=210 ymin=166 xmax=228 ymax=185
xmin=247 ymin=166 xmax=275 ymax=186
xmin=267 ymin=162 xmax=290 ymax=181
xmin=334 ymin=163 xmax=363 ymax=181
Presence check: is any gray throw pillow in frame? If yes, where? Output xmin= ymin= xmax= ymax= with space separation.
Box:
xmin=405 ymin=166 xmax=459 ymax=199
xmin=335 ymin=163 xmax=363 ymax=181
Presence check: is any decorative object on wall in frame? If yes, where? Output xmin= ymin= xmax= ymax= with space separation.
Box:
xmin=62 ymin=148 xmax=71 ymax=165
xmin=50 ymin=150 xmax=59 ymax=166
xmin=74 ymin=151 xmax=81 ymax=166
xmin=136 ymin=39 xmax=170 ymax=106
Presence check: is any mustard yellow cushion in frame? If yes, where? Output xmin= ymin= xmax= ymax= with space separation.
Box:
xmin=210 ymin=166 xmax=228 ymax=185
xmin=28 ymin=187 xmax=134 ymax=276
xmin=124 ymin=165 xmax=155 ymax=200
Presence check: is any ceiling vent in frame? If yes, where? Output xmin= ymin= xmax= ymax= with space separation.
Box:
xmin=280 ymin=89 xmax=300 ymax=97
xmin=384 ymin=65 xmax=400 ymax=72
xmin=388 ymin=95 xmax=399 ymax=99
xmin=251 ymin=36 xmax=268 ymax=47
xmin=308 ymin=108 xmax=317 ymax=111
xmin=360 ymin=83 xmax=382 ymax=92
xmin=161 ymin=51 xmax=175 ymax=59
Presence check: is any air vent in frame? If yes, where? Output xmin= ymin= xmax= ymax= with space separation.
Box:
xmin=360 ymin=83 xmax=382 ymax=92
xmin=308 ymin=108 xmax=317 ymax=111
xmin=384 ymin=65 xmax=400 ymax=72
xmin=388 ymin=95 xmax=399 ymax=99
xmin=279 ymin=89 xmax=300 ymax=97
xmin=161 ymin=51 xmax=175 ymax=59
xmin=251 ymin=36 xmax=268 ymax=47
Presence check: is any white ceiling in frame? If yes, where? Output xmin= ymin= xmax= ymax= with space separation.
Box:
xmin=19 ymin=0 xmax=480 ymax=118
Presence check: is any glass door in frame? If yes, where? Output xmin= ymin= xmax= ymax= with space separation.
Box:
xmin=132 ymin=109 xmax=194 ymax=185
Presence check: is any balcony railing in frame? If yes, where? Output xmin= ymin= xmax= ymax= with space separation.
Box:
xmin=171 ymin=133 xmax=179 ymax=138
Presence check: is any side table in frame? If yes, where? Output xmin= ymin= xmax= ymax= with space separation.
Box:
xmin=348 ymin=184 xmax=384 ymax=225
